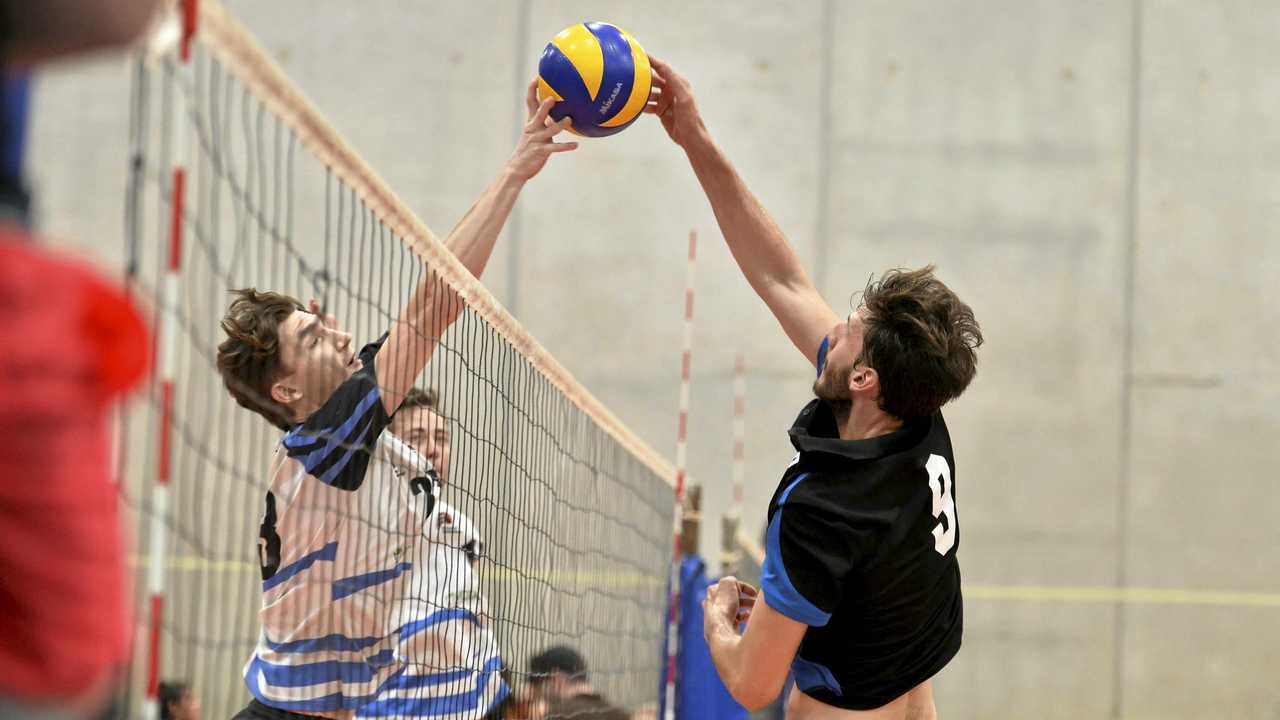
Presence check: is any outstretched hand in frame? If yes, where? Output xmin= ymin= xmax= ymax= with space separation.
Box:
xmin=507 ymin=79 xmax=578 ymax=181
xmin=644 ymin=54 xmax=707 ymax=148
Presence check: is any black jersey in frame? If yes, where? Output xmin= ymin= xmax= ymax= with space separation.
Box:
xmin=760 ymin=398 xmax=963 ymax=711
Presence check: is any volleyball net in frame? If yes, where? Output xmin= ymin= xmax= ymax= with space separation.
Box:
xmin=119 ymin=2 xmax=675 ymax=718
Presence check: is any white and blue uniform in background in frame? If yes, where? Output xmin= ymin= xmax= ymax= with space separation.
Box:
xmin=356 ymin=494 xmax=508 ymax=719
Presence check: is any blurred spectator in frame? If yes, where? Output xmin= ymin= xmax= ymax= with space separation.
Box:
xmin=159 ymin=681 xmax=200 ymax=720
xmin=525 ymin=647 xmax=628 ymax=720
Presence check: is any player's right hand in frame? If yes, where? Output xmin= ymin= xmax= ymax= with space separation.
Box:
xmin=704 ymin=576 xmax=745 ymax=639
xmin=645 ymin=55 xmax=708 ymax=149
xmin=506 ymin=82 xmax=578 ymax=182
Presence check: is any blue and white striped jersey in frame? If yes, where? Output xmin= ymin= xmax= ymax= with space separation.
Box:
xmin=243 ymin=339 xmax=442 ymax=714
xmin=355 ymin=499 xmax=508 ymax=719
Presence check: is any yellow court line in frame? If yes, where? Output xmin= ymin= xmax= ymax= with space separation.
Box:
xmin=962 ymin=584 xmax=1280 ymax=608
xmin=130 ymin=555 xmax=1280 ymax=607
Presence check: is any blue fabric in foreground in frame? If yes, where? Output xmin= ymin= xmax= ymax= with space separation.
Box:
xmin=676 ymin=555 xmax=748 ymax=720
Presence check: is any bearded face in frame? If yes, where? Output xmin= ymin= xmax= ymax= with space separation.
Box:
xmin=813 ymin=357 xmax=854 ymax=411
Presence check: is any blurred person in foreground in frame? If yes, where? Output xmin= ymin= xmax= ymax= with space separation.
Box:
xmin=0 ymin=0 xmax=160 ymax=718
xmin=520 ymin=647 xmax=627 ymax=720
xmin=646 ymin=56 xmax=983 ymax=720
xmin=217 ymin=84 xmax=574 ymax=720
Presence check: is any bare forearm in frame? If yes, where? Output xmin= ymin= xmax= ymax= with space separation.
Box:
xmin=705 ymin=613 xmax=747 ymax=701
xmin=681 ymin=131 xmax=835 ymax=361
xmin=682 ymin=132 xmax=814 ymax=297
xmin=443 ymin=169 xmax=525 ymax=280
xmin=376 ymin=267 xmax=459 ymax=414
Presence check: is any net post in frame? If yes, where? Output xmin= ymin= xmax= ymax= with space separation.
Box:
xmin=143 ymin=34 xmax=191 ymax=720
xmin=664 ymin=229 xmax=697 ymax=720
xmin=681 ymin=485 xmax=702 ymax=556
xmin=719 ymin=513 xmax=740 ymax=578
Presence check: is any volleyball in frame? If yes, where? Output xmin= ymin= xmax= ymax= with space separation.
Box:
xmin=536 ymin=22 xmax=652 ymax=138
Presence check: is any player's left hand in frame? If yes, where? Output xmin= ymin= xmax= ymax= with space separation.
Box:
xmin=506 ymin=80 xmax=578 ymax=181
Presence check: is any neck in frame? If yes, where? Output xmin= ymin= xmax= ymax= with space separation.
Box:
xmin=289 ymin=398 xmax=323 ymax=426
xmin=835 ymin=401 xmax=903 ymax=441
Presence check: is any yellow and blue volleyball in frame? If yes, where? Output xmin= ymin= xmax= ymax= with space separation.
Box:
xmin=536 ymin=22 xmax=651 ymax=138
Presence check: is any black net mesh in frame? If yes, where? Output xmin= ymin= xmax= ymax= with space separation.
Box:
xmin=121 ymin=14 xmax=673 ymax=719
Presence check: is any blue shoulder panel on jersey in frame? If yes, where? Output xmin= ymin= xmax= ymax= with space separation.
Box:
xmin=283 ymin=386 xmax=381 ymax=461
xmin=330 ymin=561 xmax=413 ymax=601
xmin=262 ymin=541 xmax=339 ymax=592
xmin=792 ymin=655 xmax=843 ymax=697
xmin=761 ymin=474 xmax=832 ymax=627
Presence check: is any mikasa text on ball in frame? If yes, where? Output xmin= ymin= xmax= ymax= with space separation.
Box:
xmin=536 ymin=22 xmax=652 ymax=138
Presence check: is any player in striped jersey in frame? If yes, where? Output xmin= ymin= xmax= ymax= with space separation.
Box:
xmin=217 ymin=88 xmax=575 ymax=720
xmin=355 ymin=387 xmax=506 ymax=719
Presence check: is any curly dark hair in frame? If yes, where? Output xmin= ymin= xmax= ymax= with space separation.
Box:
xmin=857 ymin=266 xmax=983 ymax=419
xmin=216 ymin=288 xmax=305 ymax=430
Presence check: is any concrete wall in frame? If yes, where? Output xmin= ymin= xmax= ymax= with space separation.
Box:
xmin=26 ymin=1 xmax=1280 ymax=717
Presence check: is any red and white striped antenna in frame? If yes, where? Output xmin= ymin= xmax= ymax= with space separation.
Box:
xmin=144 ymin=5 xmax=197 ymax=718
xmin=731 ymin=352 xmax=745 ymax=516
xmin=664 ymin=229 xmax=697 ymax=720
xmin=719 ymin=352 xmax=746 ymax=575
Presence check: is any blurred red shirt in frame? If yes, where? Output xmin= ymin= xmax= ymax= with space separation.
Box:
xmin=0 ymin=229 xmax=149 ymax=699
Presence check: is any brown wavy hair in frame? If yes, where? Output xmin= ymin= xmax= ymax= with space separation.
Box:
xmin=216 ymin=288 xmax=305 ymax=430
xmin=399 ymin=386 xmax=439 ymax=413
xmin=858 ymin=266 xmax=983 ymax=419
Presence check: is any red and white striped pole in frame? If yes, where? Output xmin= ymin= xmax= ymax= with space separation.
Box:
xmin=719 ymin=352 xmax=745 ymax=576
xmin=731 ymin=353 xmax=745 ymax=517
xmin=664 ymin=230 xmax=697 ymax=720
xmin=144 ymin=6 xmax=195 ymax=719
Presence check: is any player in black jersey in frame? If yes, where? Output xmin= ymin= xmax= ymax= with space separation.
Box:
xmin=646 ymin=57 xmax=984 ymax=719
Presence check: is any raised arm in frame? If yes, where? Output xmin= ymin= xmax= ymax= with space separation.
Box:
xmin=375 ymin=87 xmax=576 ymax=416
xmin=647 ymin=55 xmax=839 ymax=367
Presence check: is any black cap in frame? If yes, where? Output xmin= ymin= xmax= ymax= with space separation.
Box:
xmin=528 ymin=645 xmax=588 ymax=683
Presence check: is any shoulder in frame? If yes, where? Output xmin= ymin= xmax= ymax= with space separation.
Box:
xmin=775 ymin=463 xmax=853 ymax=511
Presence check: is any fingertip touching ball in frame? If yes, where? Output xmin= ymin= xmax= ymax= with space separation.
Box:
xmin=536 ymin=22 xmax=651 ymax=138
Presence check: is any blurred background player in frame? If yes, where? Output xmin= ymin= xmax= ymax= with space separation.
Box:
xmin=0 ymin=1 xmax=159 ymax=719
xmin=217 ymin=86 xmax=574 ymax=719
xmin=646 ymin=56 xmax=983 ymax=719
xmin=355 ymin=386 xmax=507 ymax=718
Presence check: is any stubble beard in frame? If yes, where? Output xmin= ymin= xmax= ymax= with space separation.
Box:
xmin=813 ymin=363 xmax=854 ymax=421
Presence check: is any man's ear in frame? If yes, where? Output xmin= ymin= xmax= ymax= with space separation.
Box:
xmin=271 ymin=380 xmax=299 ymax=406
xmin=849 ymin=365 xmax=878 ymax=395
